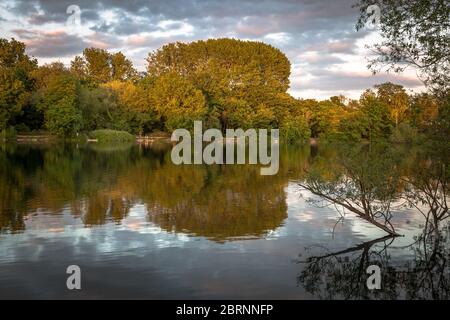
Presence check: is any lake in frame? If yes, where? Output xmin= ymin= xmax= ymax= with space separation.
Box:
xmin=0 ymin=141 xmax=448 ymax=299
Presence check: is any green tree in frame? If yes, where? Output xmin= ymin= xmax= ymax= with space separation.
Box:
xmin=280 ymin=116 xmax=310 ymax=143
xmin=428 ymin=93 xmax=450 ymax=142
xmin=0 ymin=38 xmax=37 ymax=131
xmin=70 ymin=55 xmax=87 ymax=82
xmin=147 ymin=38 xmax=291 ymax=130
xmin=37 ymin=74 xmax=82 ymax=136
xmin=71 ymin=49 xmax=138 ymax=86
xmin=336 ymin=109 xmax=366 ymax=142
xmin=359 ymin=89 xmax=392 ymax=141
xmin=101 ymin=80 xmax=157 ymax=134
xmin=26 ymin=62 xmax=74 ymax=132
xmin=355 ymin=0 xmax=450 ymax=93
xmin=32 ymin=62 xmax=68 ymax=89
xmin=304 ymin=98 xmax=348 ymax=139
xmin=149 ymin=72 xmax=207 ymax=131
xmin=410 ymin=93 xmax=439 ymax=129
xmin=78 ymin=86 xmax=117 ymax=131
xmin=78 ymin=48 xmax=111 ymax=85
xmin=111 ymin=52 xmax=136 ymax=81
xmin=375 ymin=82 xmax=410 ymax=126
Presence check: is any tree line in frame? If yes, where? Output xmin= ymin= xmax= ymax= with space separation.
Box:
xmin=1 ymin=37 xmax=448 ymax=142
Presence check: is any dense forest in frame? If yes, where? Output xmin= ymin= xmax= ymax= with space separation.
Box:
xmin=1 ymin=37 xmax=448 ymax=143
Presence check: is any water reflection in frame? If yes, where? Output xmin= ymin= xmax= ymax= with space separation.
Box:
xmin=297 ymin=220 xmax=450 ymax=300
xmin=0 ymin=141 xmax=448 ymax=299
xmin=0 ymin=143 xmax=290 ymax=240
xmin=297 ymin=142 xmax=450 ymax=299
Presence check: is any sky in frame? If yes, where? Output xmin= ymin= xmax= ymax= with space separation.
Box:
xmin=0 ymin=0 xmax=425 ymax=100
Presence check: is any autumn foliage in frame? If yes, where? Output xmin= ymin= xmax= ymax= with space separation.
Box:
xmin=0 ymin=37 xmax=447 ymax=142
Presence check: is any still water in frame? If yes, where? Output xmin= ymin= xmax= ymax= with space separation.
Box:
xmin=0 ymin=142 xmax=448 ymax=299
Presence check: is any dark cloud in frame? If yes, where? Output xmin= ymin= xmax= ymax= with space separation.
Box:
xmin=7 ymin=0 xmax=99 ymax=24
xmin=13 ymin=29 xmax=90 ymax=57
xmin=6 ymin=0 xmax=357 ymax=31
xmin=0 ymin=0 xmax=425 ymax=98
xmin=90 ymin=11 xmax=160 ymax=35
xmin=4 ymin=0 xmax=362 ymax=51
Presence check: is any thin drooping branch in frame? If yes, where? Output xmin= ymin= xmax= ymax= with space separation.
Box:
xmin=299 ymin=181 xmax=401 ymax=236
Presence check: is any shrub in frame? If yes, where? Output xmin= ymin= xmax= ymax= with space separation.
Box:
xmin=90 ymin=129 xmax=135 ymax=143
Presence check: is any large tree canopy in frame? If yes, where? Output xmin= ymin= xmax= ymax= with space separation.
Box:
xmin=146 ymin=39 xmax=291 ymax=130
xmin=147 ymin=38 xmax=291 ymax=93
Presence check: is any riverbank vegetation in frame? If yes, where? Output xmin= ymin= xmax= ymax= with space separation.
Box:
xmin=89 ymin=129 xmax=136 ymax=143
xmin=1 ymin=37 xmax=448 ymax=143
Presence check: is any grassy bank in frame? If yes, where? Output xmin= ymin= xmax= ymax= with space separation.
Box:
xmin=89 ymin=129 xmax=136 ymax=143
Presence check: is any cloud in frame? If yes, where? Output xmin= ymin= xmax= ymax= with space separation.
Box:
xmin=0 ymin=0 xmax=425 ymax=99
xmin=305 ymin=70 xmax=423 ymax=91
xmin=264 ymin=32 xmax=291 ymax=45
xmin=12 ymin=29 xmax=89 ymax=57
xmin=297 ymin=52 xmax=345 ymax=65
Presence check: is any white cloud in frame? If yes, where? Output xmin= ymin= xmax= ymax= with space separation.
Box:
xmin=0 ymin=0 xmax=427 ymax=100
xmin=264 ymin=32 xmax=291 ymax=45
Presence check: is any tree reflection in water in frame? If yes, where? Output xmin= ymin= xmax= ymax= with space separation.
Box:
xmin=0 ymin=142 xmax=289 ymax=241
xmin=1 ymin=141 xmax=449 ymax=298
xmin=297 ymin=220 xmax=449 ymax=299
xmin=297 ymin=142 xmax=449 ymax=299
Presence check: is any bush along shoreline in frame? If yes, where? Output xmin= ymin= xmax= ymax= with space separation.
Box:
xmin=88 ymin=130 xmax=136 ymax=143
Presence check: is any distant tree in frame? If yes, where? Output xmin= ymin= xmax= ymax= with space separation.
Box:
xmin=24 ymin=62 xmax=74 ymax=132
xmin=410 ymin=93 xmax=439 ymax=129
xmin=110 ymin=52 xmax=137 ymax=81
xmin=70 ymin=56 xmax=87 ymax=82
xmin=0 ymin=38 xmax=37 ymax=131
xmin=337 ymin=110 xmax=366 ymax=142
xmin=359 ymin=89 xmax=392 ymax=140
xmin=78 ymin=86 xmax=117 ymax=131
xmin=147 ymin=38 xmax=291 ymax=130
xmin=6 ymin=37 xmax=444 ymax=142
xmin=429 ymin=94 xmax=450 ymax=142
xmin=149 ymin=72 xmax=207 ymax=131
xmin=31 ymin=62 xmax=68 ymax=90
xmin=83 ymin=48 xmax=111 ymax=84
xmin=354 ymin=0 xmax=450 ymax=93
xmin=374 ymin=82 xmax=410 ymax=126
xmin=304 ymin=98 xmax=349 ymax=139
xmin=273 ymin=94 xmax=311 ymax=142
xmin=0 ymin=70 xmax=28 ymax=131
xmin=71 ymin=49 xmax=138 ymax=86
xmin=101 ymin=80 xmax=157 ymax=134
xmin=37 ymin=73 xmax=82 ymax=136
xmin=330 ymin=95 xmax=347 ymax=107
xmin=280 ymin=116 xmax=310 ymax=143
